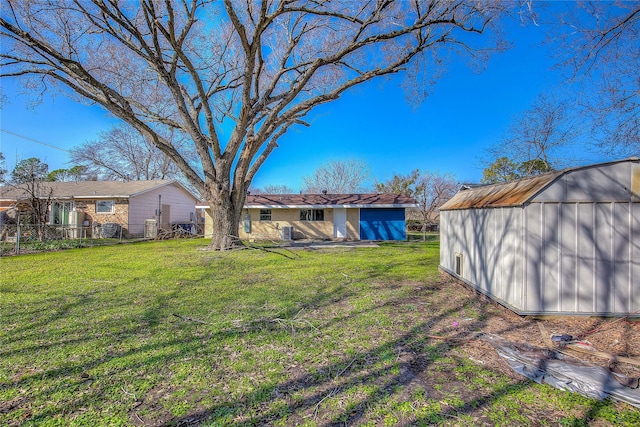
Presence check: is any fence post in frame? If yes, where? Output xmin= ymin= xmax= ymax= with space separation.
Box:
xmin=15 ymin=222 xmax=20 ymax=255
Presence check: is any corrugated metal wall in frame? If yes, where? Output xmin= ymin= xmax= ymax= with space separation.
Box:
xmin=440 ymin=201 xmax=640 ymax=316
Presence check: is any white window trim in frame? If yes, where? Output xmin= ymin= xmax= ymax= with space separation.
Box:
xmin=96 ymin=200 xmax=116 ymax=214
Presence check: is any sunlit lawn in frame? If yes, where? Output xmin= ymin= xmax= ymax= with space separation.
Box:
xmin=1 ymin=239 xmax=638 ymax=426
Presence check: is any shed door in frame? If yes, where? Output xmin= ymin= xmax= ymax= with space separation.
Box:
xmin=359 ymin=208 xmax=406 ymax=240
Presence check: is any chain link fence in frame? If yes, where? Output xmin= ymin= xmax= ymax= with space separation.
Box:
xmin=0 ymin=222 xmax=203 ymax=256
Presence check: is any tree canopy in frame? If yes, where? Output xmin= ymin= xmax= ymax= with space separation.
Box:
xmin=481 ymin=156 xmax=550 ymax=184
xmin=376 ymin=169 xmax=457 ymax=239
xmin=552 ymin=2 xmax=640 ymax=155
xmin=10 ymin=157 xmax=49 ymax=184
xmin=70 ymin=124 xmax=188 ymax=182
xmin=0 ymin=0 xmax=507 ymax=249
xmin=302 ymin=159 xmax=370 ymax=194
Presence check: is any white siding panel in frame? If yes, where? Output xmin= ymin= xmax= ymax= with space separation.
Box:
xmin=560 ymin=204 xmax=578 ymax=312
xmin=595 ymin=203 xmax=614 ymax=313
xmin=482 ymin=209 xmax=496 ymax=295
xmin=441 ymin=161 xmax=639 ymax=316
xmin=612 ymin=203 xmax=631 ymax=313
xmin=500 ymin=208 xmax=522 ymax=306
xmin=632 ymin=203 xmax=640 ymax=311
xmin=524 ymin=204 xmax=543 ymax=312
xmin=535 ymin=163 xmax=633 ymax=203
xmin=576 ymin=203 xmax=596 ymax=313
xmin=440 ymin=212 xmax=452 ymax=271
xmin=542 ymin=204 xmax=560 ymax=312
xmin=129 ymin=185 xmax=197 ymax=235
xmin=466 ymin=209 xmax=478 ymax=284
xmin=494 ymin=209 xmax=505 ymax=302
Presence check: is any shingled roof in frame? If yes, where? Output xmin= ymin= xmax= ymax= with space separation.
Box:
xmin=0 ymin=180 xmax=196 ymax=201
xmin=196 ymin=193 xmax=416 ymax=209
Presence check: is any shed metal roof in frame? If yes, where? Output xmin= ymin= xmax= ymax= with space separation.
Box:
xmin=440 ymin=171 xmax=563 ymax=210
xmin=440 ymin=158 xmax=639 ymax=211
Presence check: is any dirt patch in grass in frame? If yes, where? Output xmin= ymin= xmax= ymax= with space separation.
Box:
xmin=375 ymin=273 xmax=640 ymax=426
xmin=282 ymin=273 xmax=640 ymax=427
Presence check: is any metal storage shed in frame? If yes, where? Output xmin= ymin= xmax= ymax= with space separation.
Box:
xmin=439 ymin=158 xmax=640 ymax=316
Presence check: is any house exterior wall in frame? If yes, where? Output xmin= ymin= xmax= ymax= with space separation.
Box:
xmin=73 ymin=198 xmax=129 ymax=237
xmin=239 ymin=208 xmax=337 ymax=240
xmin=441 ymin=201 xmax=640 ymax=316
xmin=202 ymin=207 xmax=363 ymax=240
xmin=346 ymin=209 xmax=360 ymax=240
xmin=128 ymin=185 xmax=197 ymax=236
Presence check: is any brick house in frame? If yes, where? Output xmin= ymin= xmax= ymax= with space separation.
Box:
xmin=0 ymin=180 xmax=199 ymax=238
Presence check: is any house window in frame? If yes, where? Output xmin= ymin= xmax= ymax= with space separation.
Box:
xmin=51 ymin=201 xmax=73 ymax=225
xmin=96 ymin=200 xmax=115 ymax=214
xmin=259 ymin=209 xmax=272 ymax=221
xmin=455 ymin=253 xmax=463 ymax=276
xmin=300 ymin=209 xmax=324 ymax=221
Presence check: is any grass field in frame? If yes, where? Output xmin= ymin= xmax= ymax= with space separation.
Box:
xmin=1 ymin=239 xmax=639 ymax=426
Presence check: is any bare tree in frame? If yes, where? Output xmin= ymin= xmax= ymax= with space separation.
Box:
xmin=485 ymin=93 xmax=577 ymax=174
xmin=250 ymin=184 xmax=294 ymax=194
xmin=414 ymin=172 xmax=457 ymax=238
xmin=552 ymin=2 xmax=640 ymax=155
xmin=6 ymin=157 xmax=53 ymax=240
xmin=70 ymin=124 xmax=190 ymax=182
xmin=302 ymin=159 xmax=370 ymax=193
xmin=1 ymin=0 xmax=507 ymax=249
xmin=376 ymin=169 xmax=457 ymax=239
xmin=0 ymin=152 xmax=7 ymax=183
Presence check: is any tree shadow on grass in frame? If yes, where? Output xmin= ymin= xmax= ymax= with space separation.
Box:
xmin=153 ymin=286 xmax=567 ymax=427
xmin=2 ymin=254 xmax=634 ymax=426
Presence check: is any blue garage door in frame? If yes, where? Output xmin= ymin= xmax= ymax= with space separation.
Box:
xmin=360 ymin=208 xmax=406 ymax=240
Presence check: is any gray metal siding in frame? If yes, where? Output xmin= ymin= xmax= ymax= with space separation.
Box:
xmin=534 ymin=162 xmax=637 ymax=203
xmin=633 ymin=203 xmax=640 ymax=310
xmin=440 ymin=207 xmax=526 ymax=308
xmin=523 ymin=202 xmax=640 ymax=315
xmin=577 ymin=203 xmax=596 ymax=312
xmin=441 ymin=202 xmax=640 ymax=316
xmin=440 ymin=161 xmax=640 ymax=316
xmin=559 ymin=204 xmax=578 ymax=313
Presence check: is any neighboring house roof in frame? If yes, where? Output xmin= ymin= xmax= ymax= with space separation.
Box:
xmin=440 ymin=158 xmax=639 ymax=211
xmin=0 ymin=180 xmax=198 ymax=201
xmin=196 ymin=193 xmax=417 ymax=209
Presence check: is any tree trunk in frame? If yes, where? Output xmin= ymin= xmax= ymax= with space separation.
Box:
xmin=206 ymin=187 xmax=245 ymax=251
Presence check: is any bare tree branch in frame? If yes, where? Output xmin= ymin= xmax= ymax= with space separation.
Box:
xmin=1 ymin=0 xmax=507 ymax=249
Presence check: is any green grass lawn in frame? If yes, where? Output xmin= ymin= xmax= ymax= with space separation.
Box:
xmin=1 ymin=239 xmax=638 ymax=426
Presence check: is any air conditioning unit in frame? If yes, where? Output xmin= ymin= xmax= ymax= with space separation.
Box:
xmin=145 ymin=219 xmax=158 ymax=238
xmin=282 ymin=226 xmax=293 ymax=241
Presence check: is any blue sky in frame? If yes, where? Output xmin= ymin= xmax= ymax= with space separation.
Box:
xmin=0 ymin=4 xmax=612 ymax=192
